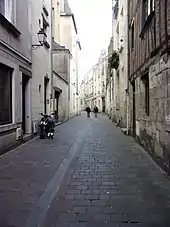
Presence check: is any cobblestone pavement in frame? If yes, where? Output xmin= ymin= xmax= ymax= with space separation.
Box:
xmin=0 ymin=114 xmax=170 ymax=227
xmin=42 ymin=114 xmax=170 ymax=227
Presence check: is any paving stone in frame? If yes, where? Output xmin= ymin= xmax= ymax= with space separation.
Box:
xmin=1 ymin=114 xmax=170 ymax=227
xmin=73 ymin=207 xmax=86 ymax=214
xmin=93 ymin=214 xmax=111 ymax=222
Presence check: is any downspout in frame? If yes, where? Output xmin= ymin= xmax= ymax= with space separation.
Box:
xmin=126 ymin=0 xmax=130 ymax=135
xmin=51 ymin=0 xmax=54 ymax=114
xmin=111 ymin=0 xmax=114 ymax=120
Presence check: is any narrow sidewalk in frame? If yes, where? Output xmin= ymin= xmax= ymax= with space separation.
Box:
xmin=0 ymin=115 xmax=88 ymax=227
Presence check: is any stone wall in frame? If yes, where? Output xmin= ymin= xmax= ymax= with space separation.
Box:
xmin=134 ymin=54 xmax=170 ymax=172
xmin=53 ymin=52 xmax=70 ymax=83
xmin=53 ymin=73 xmax=69 ymax=122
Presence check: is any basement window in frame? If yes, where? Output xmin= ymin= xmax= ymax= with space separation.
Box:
xmin=141 ymin=72 xmax=150 ymax=116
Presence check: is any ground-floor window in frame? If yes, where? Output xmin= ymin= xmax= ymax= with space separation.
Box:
xmin=0 ymin=63 xmax=12 ymax=125
xmin=141 ymin=72 xmax=150 ymax=116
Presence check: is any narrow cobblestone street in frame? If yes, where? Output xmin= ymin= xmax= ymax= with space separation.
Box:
xmin=0 ymin=114 xmax=170 ymax=227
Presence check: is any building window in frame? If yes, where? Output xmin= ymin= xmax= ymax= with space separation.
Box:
xmin=0 ymin=63 xmax=12 ymax=125
xmin=142 ymin=0 xmax=155 ymax=25
xmin=101 ymin=65 xmax=104 ymax=75
xmin=0 ymin=0 xmax=14 ymax=23
xmin=141 ymin=73 xmax=149 ymax=116
xmin=131 ymin=20 xmax=135 ymax=51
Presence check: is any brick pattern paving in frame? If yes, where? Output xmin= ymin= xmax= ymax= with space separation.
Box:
xmin=0 ymin=115 xmax=88 ymax=227
xmin=42 ymin=116 xmax=170 ymax=227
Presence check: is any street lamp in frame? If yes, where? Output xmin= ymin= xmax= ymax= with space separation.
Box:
xmin=32 ymin=29 xmax=47 ymax=49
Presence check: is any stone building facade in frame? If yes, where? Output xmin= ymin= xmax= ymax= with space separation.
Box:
xmin=80 ymin=79 xmax=85 ymax=111
xmin=111 ymin=0 xmax=129 ymax=129
xmin=52 ymin=42 xmax=70 ymax=122
xmin=83 ymin=51 xmax=107 ymax=113
xmin=52 ymin=0 xmax=70 ymax=122
xmin=106 ymin=38 xmax=113 ymax=118
xmin=84 ymin=68 xmax=94 ymax=110
xmin=93 ymin=52 xmax=108 ymax=113
xmin=51 ymin=0 xmax=81 ymax=121
xmin=129 ymin=0 xmax=170 ymax=172
xmin=31 ymin=0 xmax=52 ymax=130
xmin=60 ymin=0 xmax=81 ymax=118
xmin=0 ymin=0 xmax=32 ymax=153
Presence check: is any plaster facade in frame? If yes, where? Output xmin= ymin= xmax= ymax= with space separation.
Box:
xmin=0 ymin=0 xmax=32 ymax=153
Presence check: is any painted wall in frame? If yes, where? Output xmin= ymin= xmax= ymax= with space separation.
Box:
xmin=60 ymin=9 xmax=80 ymax=118
xmin=93 ymin=54 xmax=107 ymax=113
xmin=30 ymin=0 xmax=52 ymax=124
xmin=0 ymin=0 xmax=32 ymax=152
xmin=52 ymin=50 xmax=70 ymax=121
xmin=112 ymin=0 xmax=128 ymax=127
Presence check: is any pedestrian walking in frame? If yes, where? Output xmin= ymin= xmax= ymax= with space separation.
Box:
xmin=94 ymin=105 xmax=99 ymax=117
xmin=86 ymin=106 xmax=91 ymax=118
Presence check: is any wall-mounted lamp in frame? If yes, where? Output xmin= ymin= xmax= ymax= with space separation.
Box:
xmin=32 ymin=29 xmax=47 ymax=49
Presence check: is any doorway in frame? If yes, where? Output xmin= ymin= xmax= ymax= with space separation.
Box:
xmin=22 ymin=74 xmax=30 ymax=135
xmin=44 ymin=77 xmax=49 ymax=114
xmin=132 ymin=81 xmax=136 ymax=137
xmin=54 ymin=90 xmax=60 ymax=122
xmin=102 ymin=97 xmax=106 ymax=113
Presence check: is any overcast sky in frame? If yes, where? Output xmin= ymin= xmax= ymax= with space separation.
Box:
xmin=68 ymin=0 xmax=112 ymax=78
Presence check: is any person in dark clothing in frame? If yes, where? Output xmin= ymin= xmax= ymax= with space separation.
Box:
xmin=86 ymin=106 xmax=91 ymax=118
xmin=94 ymin=105 xmax=99 ymax=117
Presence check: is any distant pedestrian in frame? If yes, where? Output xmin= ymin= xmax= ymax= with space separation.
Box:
xmin=86 ymin=106 xmax=91 ymax=118
xmin=94 ymin=105 xmax=99 ymax=117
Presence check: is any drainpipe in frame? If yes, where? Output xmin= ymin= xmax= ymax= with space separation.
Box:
xmin=51 ymin=0 xmax=54 ymax=115
xmin=126 ymin=0 xmax=130 ymax=135
xmin=111 ymin=0 xmax=114 ymax=121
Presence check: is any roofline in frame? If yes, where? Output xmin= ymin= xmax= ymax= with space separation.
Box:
xmin=77 ymin=40 xmax=82 ymax=50
xmin=60 ymin=13 xmax=78 ymax=34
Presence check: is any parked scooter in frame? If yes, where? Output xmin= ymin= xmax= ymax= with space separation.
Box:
xmin=39 ymin=113 xmax=55 ymax=139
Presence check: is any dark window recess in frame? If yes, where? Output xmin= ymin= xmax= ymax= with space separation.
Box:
xmin=0 ymin=63 xmax=12 ymax=125
xmin=131 ymin=21 xmax=135 ymax=50
xmin=142 ymin=0 xmax=155 ymax=26
xmin=141 ymin=73 xmax=150 ymax=116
